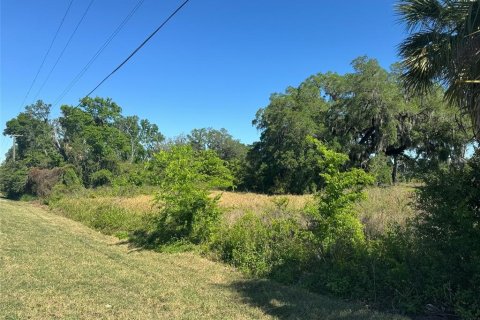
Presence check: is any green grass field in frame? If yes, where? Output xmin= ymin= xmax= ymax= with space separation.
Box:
xmin=0 ymin=198 xmax=408 ymax=319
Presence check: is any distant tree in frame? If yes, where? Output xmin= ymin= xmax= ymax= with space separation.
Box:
xmin=246 ymin=82 xmax=328 ymax=194
xmin=246 ymin=56 xmax=470 ymax=191
xmin=80 ymin=96 xmax=122 ymax=126
xmin=117 ymin=115 xmax=141 ymax=163
xmin=318 ymin=57 xmax=470 ymax=182
xmin=0 ymin=161 xmax=29 ymax=199
xmin=397 ymin=0 xmax=480 ymax=140
xmin=187 ymin=127 xmax=248 ymax=190
xmin=59 ymin=97 xmax=131 ymax=184
xmin=139 ymin=119 xmax=165 ymax=159
xmin=3 ymin=100 xmax=63 ymax=167
xmin=116 ymin=116 xmax=165 ymax=162
xmin=187 ymin=127 xmax=247 ymax=162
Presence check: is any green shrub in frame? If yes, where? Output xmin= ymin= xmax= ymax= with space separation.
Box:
xmin=212 ymin=212 xmax=312 ymax=283
xmin=112 ymin=162 xmax=146 ymax=187
xmin=0 ymin=161 xmax=29 ymax=199
xmin=368 ymin=153 xmax=392 ymax=185
xmin=62 ymin=165 xmax=82 ymax=187
xmin=409 ymin=150 xmax=480 ymax=318
xmin=90 ymin=169 xmax=113 ymax=188
xmin=149 ymin=145 xmax=233 ymax=246
xmin=19 ymin=194 xmax=38 ymax=202
xmin=307 ymin=137 xmax=373 ymax=258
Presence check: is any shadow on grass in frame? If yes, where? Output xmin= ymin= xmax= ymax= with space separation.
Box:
xmin=112 ymin=229 xmax=164 ymax=252
xmin=117 ymin=228 xmax=197 ymax=254
xmin=221 ymin=278 xmax=408 ymax=320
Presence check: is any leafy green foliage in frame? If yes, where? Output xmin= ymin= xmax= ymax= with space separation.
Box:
xmin=62 ymin=165 xmax=82 ymax=187
xmin=149 ymin=145 xmax=233 ymax=244
xmin=187 ymin=127 xmax=247 ymax=162
xmin=245 ymin=83 xmax=328 ymax=194
xmin=212 ymin=212 xmax=312 ymax=283
xmin=111 ymin=162 xmax=148 ymax=187
xmin=367 ymin=153 xmax=392 ymax=185
xmin=410 ymin=150 xmax=480 ymax=318
xmin=0 ymin=161 xmax=29 ymax=199
xmin=245 ymin=57 xmax=469 ymax=192
xmin=58 ymin=97 xmax=165 ymax=185
xmin=187 ymin=128 xmax=248 ymax=189
xmin=3 ymin=100 xmax=63 ymax=167
xmin=307 ymin=137 xmax=374 ymax=249
xmin=90 ymin=169 xmax=114 ymax=188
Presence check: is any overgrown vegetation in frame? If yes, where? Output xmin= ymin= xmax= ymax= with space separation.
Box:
xmin=143 ymin=145 xmax=233 ymax=247
xmin=2 ymin=1 xmax=479 ymax=317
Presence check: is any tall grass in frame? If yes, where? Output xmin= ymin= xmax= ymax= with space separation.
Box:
xmin=49 ymin=192 xmax=157 ymax=238
xmin=50 ymin=185 xmax=416 ymax=240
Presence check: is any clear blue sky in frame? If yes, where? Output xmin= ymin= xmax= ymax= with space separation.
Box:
xmin=1 ymin=0 xmax=406 ymax=160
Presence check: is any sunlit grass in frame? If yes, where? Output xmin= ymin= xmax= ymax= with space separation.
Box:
xmin=0 ymin=199 xmax=408 ymax=319
xmin=54 ymin=185 xmax=416 ymax=238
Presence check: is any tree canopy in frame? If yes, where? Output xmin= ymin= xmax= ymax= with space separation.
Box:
xmin=244 ymin=56 xmax=471 ymax=193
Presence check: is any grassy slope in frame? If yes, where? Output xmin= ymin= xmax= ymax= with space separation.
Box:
xmin=0 ymin=199 xmax=408 ymax=320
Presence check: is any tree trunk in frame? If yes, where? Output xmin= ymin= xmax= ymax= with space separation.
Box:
xmin=473 ymin=95 xmax=480 ymax=142
xmin=130 ymin=139 xmax=135 ymax=163
xmin=392 ymin=155 xmax=398 ymax=184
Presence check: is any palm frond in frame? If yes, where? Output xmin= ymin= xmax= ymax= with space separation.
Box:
xmin=396 ymin=0 xmax=445 ymax=31
xmin=399 ymin=31 xmax=456 ymax=91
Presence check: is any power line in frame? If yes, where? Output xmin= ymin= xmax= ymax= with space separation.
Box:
xmin=53 ymin=0 xmax=145 ymax=107
xmin=32 ymin=0 xmax=96 ymax=103
xmin=79 ymin=0 xmax=191 ymax=102
xmin=18 ymin=0 xmax=74 ymax=111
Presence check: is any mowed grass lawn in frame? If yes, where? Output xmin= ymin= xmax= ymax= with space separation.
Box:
xmin=0 ymin=198 xmax=409 ymax=320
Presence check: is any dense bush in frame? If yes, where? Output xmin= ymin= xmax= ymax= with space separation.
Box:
xmin=112 ymin=162 xmax=147 ymax=187
xmin=212 ymin=210 xmax=313 ymax=283
xmin=90 ymin=169 xmax=114 ymax=188
xmin=62 ymin=165 xmax=82 ymax=187
xmin=0 ymin=161 xmax=29 ymax=199
xmin=307 ymin=150 xmax=480 ymax=318
xmin=148 ymin=145 xmax=233 ymax=245
xmin=367 ymin=153 xmax=392 ymax=185
xmin=27 ymin=167 xmax=64 ymax=198
xmin=408 ymin=151 xmax=480 ymax=318
xmin=212 ymin=140 xmax=375 ymax=291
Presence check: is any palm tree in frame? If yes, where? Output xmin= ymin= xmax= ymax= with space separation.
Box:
xmin=397 ymin=0 xmax=480 ymax=140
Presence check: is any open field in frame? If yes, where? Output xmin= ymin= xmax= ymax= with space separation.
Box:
xmin=0 ymin=198 xmax=408 ymax=319
xmin=50 ymin=184 xmax=416 ymax=238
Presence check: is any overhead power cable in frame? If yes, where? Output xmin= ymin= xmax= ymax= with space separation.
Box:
xmin=18 ymin=0 xmax=74 ymax=110
xmin=79 ymin=0 xmax=191 ymax=102
xmin=53 ymin=0 xmax=145 ymax=107
xmin=32 ymin=0 xmax=96 ymax=102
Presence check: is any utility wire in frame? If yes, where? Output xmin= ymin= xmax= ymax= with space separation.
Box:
xmin=79 ymin=0 xmax=191 ymax=103
xmin=32 ymin=0 xmax=96 ymax=103
xmin=53 ymin=0 xmax=145 ymax=107
xmin=18 ymin=0 xmax=74 ymax=111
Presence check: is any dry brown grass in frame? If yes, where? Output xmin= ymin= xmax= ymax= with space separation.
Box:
xmin=216 ymin=185 xmax=416 ymax=233
xmin=214 ymin=191 xmax=314 ymax=224
xmin=356 ymin=184 xmax=417 ymax=236
xmin=93 ymin=194 xmax=155 ymax=214
xmin=52 ymin=184 xmax=416 ymax=237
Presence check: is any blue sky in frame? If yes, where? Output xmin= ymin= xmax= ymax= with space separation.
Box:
xmin=1 ymin=0 xmax=406 ymax=160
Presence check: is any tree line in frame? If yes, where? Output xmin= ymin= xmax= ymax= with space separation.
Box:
xmin=1 ymin=56 xmax=474 ymax=197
